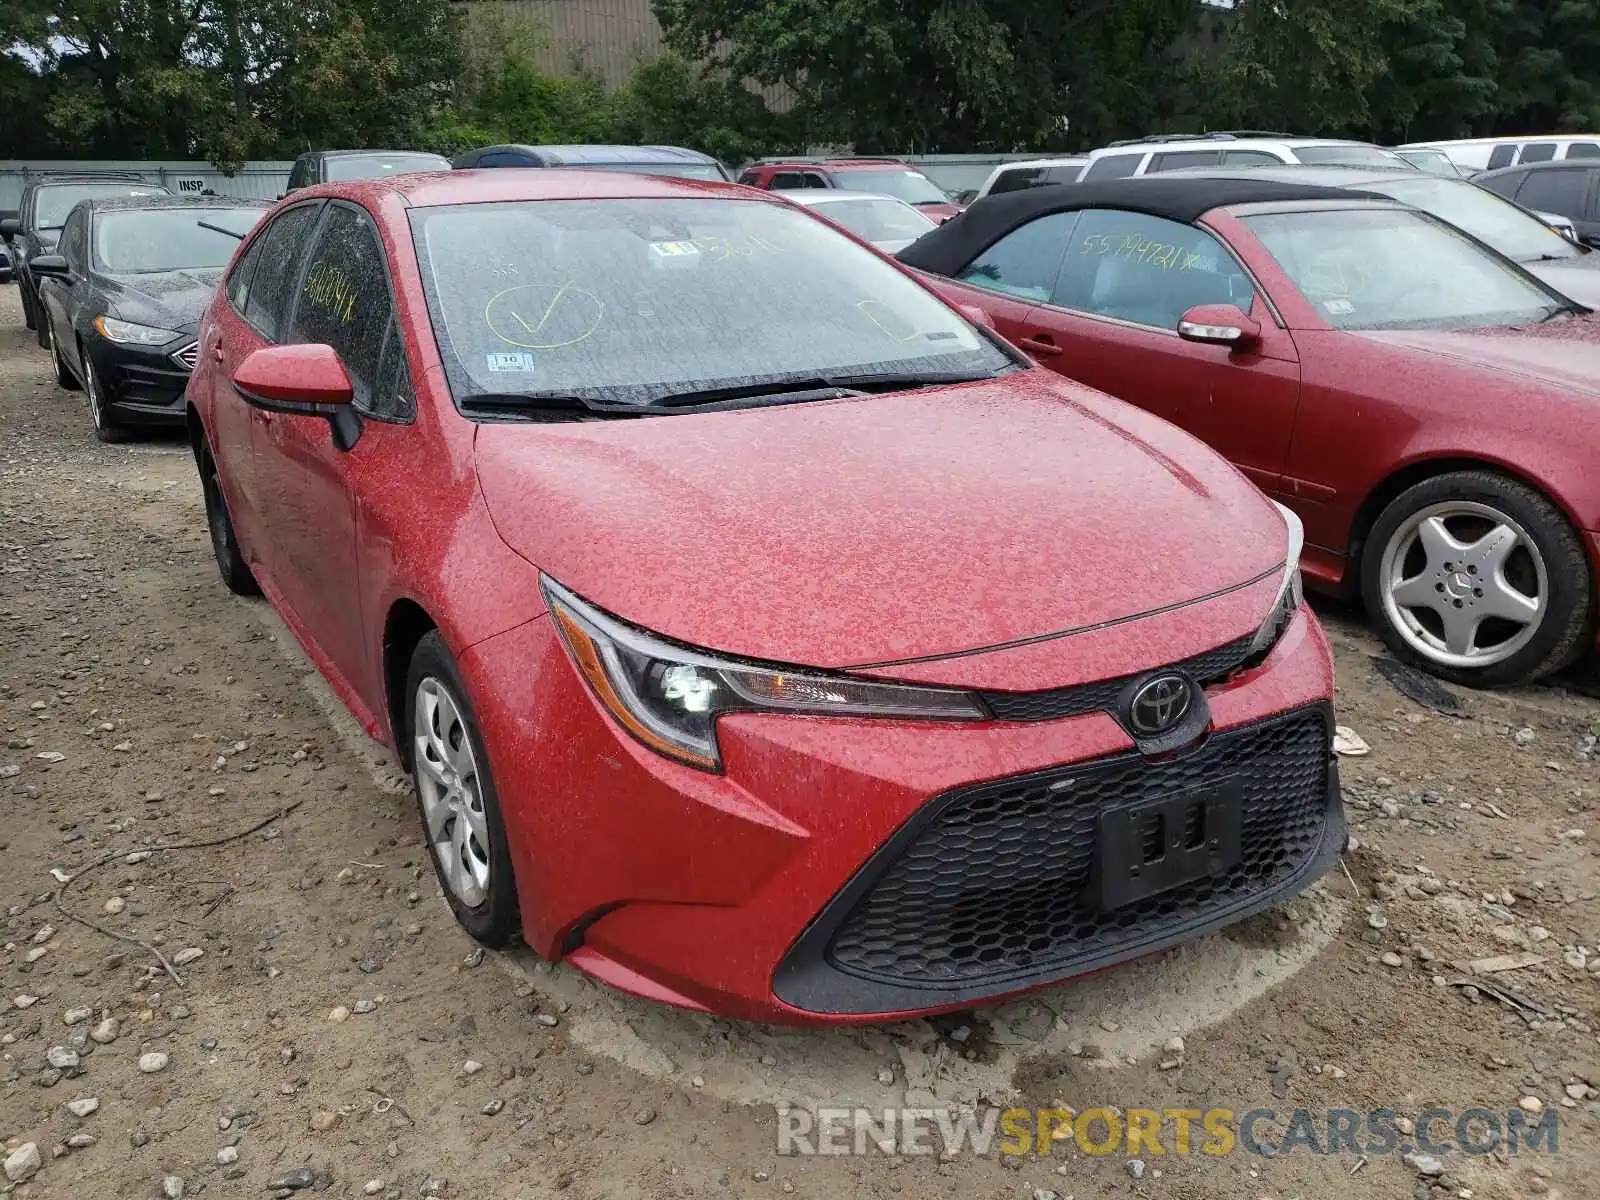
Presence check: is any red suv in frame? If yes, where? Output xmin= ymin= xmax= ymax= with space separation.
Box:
xmin=738 ymin=158 xmax=962 ymax=221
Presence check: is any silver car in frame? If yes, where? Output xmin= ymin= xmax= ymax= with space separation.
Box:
xmin=778 ymin=191 xmax=940 ymax=254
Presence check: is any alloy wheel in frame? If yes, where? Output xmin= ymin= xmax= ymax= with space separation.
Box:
xmin=412 ymin=677 xmax=491 ymax=908
xmin=83 ymin=355 xmax=105 ymax=433
xmin=1378 ymin=501 xmax=1548 ymax=670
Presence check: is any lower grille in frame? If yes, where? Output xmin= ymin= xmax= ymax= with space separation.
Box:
xmin=822 ymin=706 xmax=1331 ymax=992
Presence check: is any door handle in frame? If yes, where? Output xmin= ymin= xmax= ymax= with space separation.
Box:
xmin=1018 ymin=333 xmax=1064 ymax=357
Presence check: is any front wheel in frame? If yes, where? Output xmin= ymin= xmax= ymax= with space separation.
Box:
xmin=1361 ymin=470 xmax=1593 ymax=687
xmin=82 ymin=353 xmax=128 ymax=443
xmin=405 ymin=632 xmax=520 ymax=946
xmin=198 ymin=440 xmax=260 ymax=596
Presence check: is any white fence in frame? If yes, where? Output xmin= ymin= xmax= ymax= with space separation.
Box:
xmin=0 ymin=161 xmax=295 ymax=216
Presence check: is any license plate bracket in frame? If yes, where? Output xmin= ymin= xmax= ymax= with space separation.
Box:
xmin=1095 ymin=781 xmax=1243 ymax=910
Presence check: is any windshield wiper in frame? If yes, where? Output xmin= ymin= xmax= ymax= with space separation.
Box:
xmin=460 ymin=392 xmax=648 ymax=420
xmin=647 ymin=369 xmax=997 ymax=410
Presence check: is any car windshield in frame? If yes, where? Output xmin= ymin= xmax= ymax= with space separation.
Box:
xmin=35 ymin=182 xmax=166 ymax=229
xmin=93 ymin=207 xmax=265 ymax=274
xmin=1292 ymin=145 xmax=1412 ymax=168
xmin=578 ymin=162 xmax=729 ymax=181
xmin=832 ymin=169 xmax=951 ymax=206
xmin=409 ymin=197 xmax=1007 ymax=408
xmin=1243 ymin=206 xmax=1565 ymax=330
xmin=325 ymin=154 xmax=450 ymax=181
xmin=1364 ymin=177 xmax=1582 ymax=263
xmin=1398 ymin=149 xmax=1460 ymax=177
xmin=807 ymin=197 xmax=937 ymax=244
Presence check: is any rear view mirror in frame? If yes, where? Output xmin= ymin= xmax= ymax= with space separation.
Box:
xmin=1177 ymin=303 xmax=1261 ymax=350
xmin=232 ymin=344 xmax=362 ymax=450
xmin=29 ymin=254 xmax=69 ymax=278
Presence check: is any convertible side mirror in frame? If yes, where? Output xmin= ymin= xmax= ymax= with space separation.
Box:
xmin=29 ymin=254 xmax=69 ymax=279
xmin=1177 ymin=303 xmax=1262 ymax=351
xmin=958 ymin=303 xmax=995 ymax=330
xmin=232 ymin=344 xmax=362 ymax=450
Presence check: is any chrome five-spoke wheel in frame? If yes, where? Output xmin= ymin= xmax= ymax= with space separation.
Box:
xmin=1379 ymin=502 xmax=1545 ymax=669
xmin=414 ymin=676 xmax=492 ymax=908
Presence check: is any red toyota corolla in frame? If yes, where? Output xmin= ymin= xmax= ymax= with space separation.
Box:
xmin=186 ymin=169 xmax=1343 ymax=1023
xmin=897 ymin=175 xmax=1600 ymax=688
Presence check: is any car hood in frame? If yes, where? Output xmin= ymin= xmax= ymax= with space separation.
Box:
xmin=473 ymin=372 xmax=1289 ymax=669
xmin=1354 ymin=316 xmax=1600 ymax=400
xmin=100 ymin=267 xmax=225 ymax=335
xmin=1524 ymin=256 xmax=1600 ymax=308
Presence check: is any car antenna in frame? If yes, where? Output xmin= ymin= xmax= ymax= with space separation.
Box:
xmin=196 ymin=219 xmax=246 ymax=240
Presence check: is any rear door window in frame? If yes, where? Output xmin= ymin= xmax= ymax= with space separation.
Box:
xmin=1567 ymin=142 xmax=1600 ymax=159
xmin=770 ymin=172 xmax=806 ymax=190
xmin=1519 ymin=143 xmax=1558 ymax=164
xmin=240 ymin=203 xmax=321 ymax=340
xmin=1051 ymin=209 xmax=1256 ymax=330
xmin=1487 ymin=145 xmax=1517 ymax=169
xmin=1514 ymin=168 xmax=1590 ymax=217
xmin=1148 ymin=149 xmax=1223 ymax=173
xmin=1083 ymin=153 xmax=1143 ymax=181
xmin=990 ymin=167 xmax=1044 ymax=195
xmin=1222 ymin=149 xmax=1283 ymax=167
xmin=954 ymin=212 xmax=1077 ymax=301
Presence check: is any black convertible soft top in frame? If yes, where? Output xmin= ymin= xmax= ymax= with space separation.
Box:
xmin=895 ymin=176 xmax=1386 ymax=276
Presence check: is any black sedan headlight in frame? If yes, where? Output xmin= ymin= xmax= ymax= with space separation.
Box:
xmin=541 ymin=576 xmax=985 ymax=770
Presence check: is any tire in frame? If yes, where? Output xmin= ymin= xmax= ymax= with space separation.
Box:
xmin=405 ymin=632 xmax=520 ymax=946
xmin=1360 ymin=470 xmax=1593 ymax=687
xmin=197 ymin=439 xmax=260 ymax=596
xmin=46 ymin=321 xmax=79 ymax=390
xmin=81 ymin=351 xmax=128 ymax=443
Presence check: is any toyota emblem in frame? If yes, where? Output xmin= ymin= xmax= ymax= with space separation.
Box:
xmin=1127 ymin=674 xmax=1193 ymax=736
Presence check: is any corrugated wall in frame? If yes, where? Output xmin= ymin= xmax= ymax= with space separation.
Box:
xmin=458 ymin=0 xmax=793 ymax=108
xmin=0 ymin=162 xmax=293 ymax=215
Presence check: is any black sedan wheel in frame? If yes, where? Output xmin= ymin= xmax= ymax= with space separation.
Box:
xmin=81 ymin=353 xmax=128 ymax=444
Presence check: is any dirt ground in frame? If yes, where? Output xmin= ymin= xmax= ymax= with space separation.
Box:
xmin=1 ymin=282 xmax=1597 ymax=1200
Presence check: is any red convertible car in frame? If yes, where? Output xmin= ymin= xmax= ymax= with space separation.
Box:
xmin=186 ymin=169 xmax=1341 ymax=1023
xmin=899 ymin=177 xmax=1600 ymax=688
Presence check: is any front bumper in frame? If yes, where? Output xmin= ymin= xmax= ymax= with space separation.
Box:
xmin=460 ymin=604 xmax=1341 ymax=1025
xmin=86 ymin=335 xmax=194 ymax=427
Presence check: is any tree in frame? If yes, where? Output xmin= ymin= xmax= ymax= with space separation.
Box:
xmin=650 ymin=0 xmax=1199 ymax=153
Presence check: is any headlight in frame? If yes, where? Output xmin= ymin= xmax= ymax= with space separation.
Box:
xmin=1245 ymin=502 xmax=1305 ymax=661
xmin=94 ymin=316 xmax=180 ymax=345
xmin=541 ymin=576 xmax=986 ymax=770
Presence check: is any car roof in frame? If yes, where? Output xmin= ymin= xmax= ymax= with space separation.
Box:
xmin=82 ymin=195 xmax=272 ymax=214
xmin=784 ymin=191 xmax=912 ymax=206
xmin=756 ymin=158 xmax=911 ymax=170
xmin=26 ymin=173 xmax=156 ymax=190
xmin=1087 ymin=136 xmax=1387 ymax=157
xmin=313 ymin=149 xmax=449 ymax=159
xmin=1474 ymin=160 xmax=1598 ymax=180
xmin=463 ymin=144 xmax=718 ymax=165
xmin=1163 ymin=164 xmax=1438 ymax=188
xmin=895 ymin=176 xmax=1388 ymax=276
xmin=1401 ymin=135 xmax=1600 ymax=147
xmin=296 ymin=168 xmax=769 ymax=209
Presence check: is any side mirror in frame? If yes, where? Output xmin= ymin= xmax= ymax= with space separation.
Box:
xmin=1177 ymin=303 xmax=1261 ymax=350
xmin=232 ymin=344 xmax=362 ymax=450
xmin=958 ymin=303 xmax=995 ymax=330
xmin=0 ymin=217 xmax=19 ymax=239
xmin=29 ymin=254 xmax=69 ymax=279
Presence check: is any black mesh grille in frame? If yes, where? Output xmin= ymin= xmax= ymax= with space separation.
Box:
xmin=980 ymin=635 xmax=1253 ymax=722
xmin=825 ymin=707 xmax=1330 ymax=988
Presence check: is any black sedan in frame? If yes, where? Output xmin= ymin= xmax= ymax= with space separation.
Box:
xmin=33 ymin=196 xmax=268 ymax=441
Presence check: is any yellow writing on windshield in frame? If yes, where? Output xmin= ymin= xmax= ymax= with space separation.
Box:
xmin=1079 ymin=233 xmax=1205 ymax=271
xmin=303 ymin=261 xmax=357 ymax=326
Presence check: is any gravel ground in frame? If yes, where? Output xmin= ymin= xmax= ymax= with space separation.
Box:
xmin=1 ymin=282 xmax=1597 ymax=1199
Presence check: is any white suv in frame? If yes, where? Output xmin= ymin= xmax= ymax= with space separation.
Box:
xmin=1079 ymin=133 xmax=1413 ymax=180
xmin=972 ymin=157 xmax=1089 ymax=201
xmin=1398 ymin=135 xmax=1600 ymax=174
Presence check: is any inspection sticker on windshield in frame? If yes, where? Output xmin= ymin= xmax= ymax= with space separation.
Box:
xmin=1323 ymin=299 xmax=1355 ymax=315
xmin=486 ymin=352 xmax=535 ymax=372
xmin=649 ymin=240 xmax=700 ymax=257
